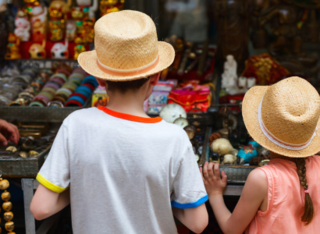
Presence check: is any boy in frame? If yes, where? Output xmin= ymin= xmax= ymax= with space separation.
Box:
xmin=30 ymin=10 xmax=208 ymax=233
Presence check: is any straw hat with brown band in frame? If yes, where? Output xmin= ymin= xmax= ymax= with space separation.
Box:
xmin=78 ymin=10 xmax=175 ymax=81
xmin=242 ymin=76 xmax=320 ymax=158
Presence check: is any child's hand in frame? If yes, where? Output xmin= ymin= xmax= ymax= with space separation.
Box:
xmin=200 ymin=162 xmax=227 ymax=196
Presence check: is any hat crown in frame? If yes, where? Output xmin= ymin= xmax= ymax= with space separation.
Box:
xmin=94 ymin=10 xmax=158 ymax=70
xmin=261 ymin=77 xmax=320 ymax=145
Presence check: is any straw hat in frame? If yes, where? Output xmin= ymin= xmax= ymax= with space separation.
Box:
xmin=78 ymin=10 xmax=175 ymax=81
xmin=242 ymin=77 xmax=320 ymax=157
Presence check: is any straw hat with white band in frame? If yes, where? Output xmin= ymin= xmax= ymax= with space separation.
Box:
xmin=242 ymin=76 xmax=320 ymax=158
xmin=78 ymin=10 xmax=175 ymax=81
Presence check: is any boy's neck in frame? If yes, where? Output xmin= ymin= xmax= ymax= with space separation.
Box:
xmin=106 ymin=90 xmax=149 ymax=118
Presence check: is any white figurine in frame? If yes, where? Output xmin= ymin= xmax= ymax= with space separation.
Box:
xmin=221 ymin=55 xmax=238 ymax=94
xmin=14 ymin=16 xmax=30 ymax=41
xmin=31 ymin=6 xmax=47 ymax=37
xmin=238 ymin=77 xmax=247 ymax=90
xmin=66 ymin=21 xmax=77 ymax=41
xmin=247 ymin=77 xmax=256 ymax=89
xmin=51 ymin=39 xmax=69 ymax=59
xmin=76 ymin=0 xmax=98 ymax=20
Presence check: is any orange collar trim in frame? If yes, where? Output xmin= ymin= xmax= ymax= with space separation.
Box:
xmin=97 ymin=106 xmax=162 ymax=123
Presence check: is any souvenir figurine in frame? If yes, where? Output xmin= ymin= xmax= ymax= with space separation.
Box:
xmin=14 ymin=10 xmax=30 ymax=41
xmin=221 ymin=55 xmax=239 ymax=95
xmin=237 ymin=140 xmax=260 ymax=164
xmin=51 ymin=39 xmax=68 ymax=59
xmin=100 ymin=0 xmax=125 ymax=17
xmin=221 ymin=153 xmax=237 ymax=165
xmin=49 ymin=0 xmax=72 ymax=41
xmin=49 ymin=21 xmax=64 ymax=41
xmin=82 ymin=19 xmax=94 ymax=43
xmin=30 ymin=5 xmax=47 ymax=41
xmin=66 ymin=20 xmax=76 ymax=41
xmin=71 ymin=7 xmax=85 ymax=35
xmin=23 ymin=0 xmax=41 ymax=17
xmin=73 ymin=36 xmax=86 ymax=60
xmin=210 ymin=138 xmax=237 ymax=157
xmin=49 ymin=0 xmax=71 ymax=19
xmin=247 ymin=77 xmax=256 ymax=89
xmin=5 ymin=33 xmax=21 ymax=60
xmin=29 ymin=41 xmax=46 ymax=59
xmin=76 ymin=0 xmax=98 ymax=20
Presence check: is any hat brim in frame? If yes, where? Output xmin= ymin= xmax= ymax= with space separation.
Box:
xmin=77 ymin=41 xmax=175 ymax=81
xmin=242 ymin=86 xmax=320 ymax=158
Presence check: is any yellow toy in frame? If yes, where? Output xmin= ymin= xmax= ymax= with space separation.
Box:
xmin=5 ymin=33 xmax=21 ymax=60
xmin=49 ymin=20 xmax=64 ymax=41
xmin=74 ymin=36 xmax=86 ymax=60
xmin=48 ymin=0 xmax=71 ymax=41
xmin=29 ymin=40 xmax=46 ymax=59
xmin=49 ymin=0 xmax=71 ymax=20
xmin=82 ymin=19 xmax=94 ymax=43
xmin=99 ymin=0 xmax=124 ymax=17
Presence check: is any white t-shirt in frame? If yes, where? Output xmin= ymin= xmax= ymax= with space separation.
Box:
xmin=37 ymin=107 xmax=208 ymax=234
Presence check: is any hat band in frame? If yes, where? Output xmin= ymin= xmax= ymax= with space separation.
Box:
xmin=96 ymin=55 xmax=159 ymax=76
xmin=258 ymin=97 xmax=317 ymax=150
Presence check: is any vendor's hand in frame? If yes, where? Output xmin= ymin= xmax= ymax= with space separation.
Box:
xmin=0 ymin=120 xmax=19 ymax=146
xmin=200 ymin=162 xmax=227 ymax=197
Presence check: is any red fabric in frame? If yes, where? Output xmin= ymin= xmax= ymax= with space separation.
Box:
xmin=168 ymin=91 xmax=211 ymax=113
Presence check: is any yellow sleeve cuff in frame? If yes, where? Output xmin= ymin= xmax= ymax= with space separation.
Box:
xmin=36 ymin=174 xmax=67 ymax=193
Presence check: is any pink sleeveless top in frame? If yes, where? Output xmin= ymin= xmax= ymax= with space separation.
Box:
xmin=246 ymin=156 xmax=320 ymax=234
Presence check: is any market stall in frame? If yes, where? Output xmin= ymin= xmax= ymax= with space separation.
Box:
xmin=1 ymin=0 xmax=320 ymax=233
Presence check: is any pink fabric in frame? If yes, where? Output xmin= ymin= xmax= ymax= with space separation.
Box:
xmin=246 ymin=156 xmax=320 ymax=234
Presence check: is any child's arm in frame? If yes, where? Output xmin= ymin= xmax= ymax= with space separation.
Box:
xmin=201 ymin=162 xmax=267 ymax=234
xmin=172 ymin=203 xmax=208 ymax=234
xmin=30 ymin=184 xmax=70 ymax=220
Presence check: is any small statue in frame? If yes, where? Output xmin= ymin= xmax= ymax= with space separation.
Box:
xmin=30 ymin=5 xmax=47 ymax=42
xmin=237 ymin=77 xmax=256 ymax=92
xmin=100 ymin=0 xmax=125 ymax=17
xmin=48 ymin=0 xmax=71 ymax=41
xmin=76 ymin=0 xmax=98 ymax=20
xmin=210 ymin=138 xmax=237 ymax=157
xmin=221 ymin=154 xmax=237 ymax=165
xmin=82 ymin=19 xmax=94 ymax=43
xmin=49 ymin=21 xmax=64 ymax=41
xmin=14 ymin=10 xmax=30 ymax=41
xmin=247 ymin=77 xmax=256 ymax=89
xmin=221 ymin=55 xmax=239 ymax=94
xmin=237 ymin=140 xmax=260 ymax=164
xmin=5 ymin=33 xmax=21 ymax=60
xmin=51 ymin=39 xmax=68 ymax=59
xmin=29 ymin=40 xmax=46 ymax=59
xmin=23 ymin=0 xmax=41 ymax=18
xmin=73 ymin=36 xmax=86 ymax=60
xmin=66 ymin=20 xmax=76 ymax=41
xmin=71 ymin=7 xmax=85 ymax=35
xmin=49 ymin=0 xmax=71 ymax=19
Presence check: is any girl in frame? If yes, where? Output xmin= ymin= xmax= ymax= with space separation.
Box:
xmin=201 ymin=76 xmax=320 ymax=234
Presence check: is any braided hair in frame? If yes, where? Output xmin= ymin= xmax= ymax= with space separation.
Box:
xmin=295 ymin=158 xmax=314 ymax=225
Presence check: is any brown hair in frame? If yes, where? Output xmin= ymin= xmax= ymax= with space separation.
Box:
xmin=106 ymin=77 xmax=150 ymax=93
xmin=295 ymin=158 xmax=314 ymax=225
